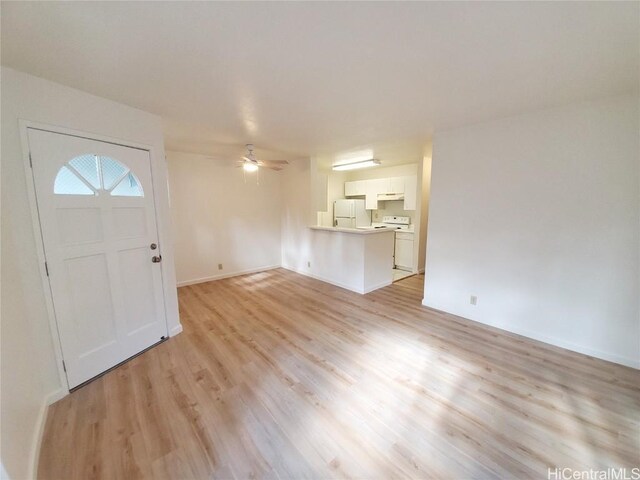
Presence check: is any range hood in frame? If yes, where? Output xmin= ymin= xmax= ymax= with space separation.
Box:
xmin=377 ymin=193 xmax=404 ymax=201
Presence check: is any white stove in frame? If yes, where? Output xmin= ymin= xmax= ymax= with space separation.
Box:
xmin=375 ymin=215 xmax=412 ymax=231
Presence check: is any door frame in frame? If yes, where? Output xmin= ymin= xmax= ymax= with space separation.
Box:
xmin=19 ymin=119 xmax=172 ymax=394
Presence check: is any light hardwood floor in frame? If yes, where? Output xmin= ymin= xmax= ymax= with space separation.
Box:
xmin=39 ymin=269 xmax=640 ymax=479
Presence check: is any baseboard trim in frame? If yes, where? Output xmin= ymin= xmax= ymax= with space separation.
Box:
xmin=363 ymin=280 xmax=392 ymax=293
xmin=28 ymin=404 xmax=46 ymax=479
xmin=45 ymin=388 xmax=67 ymax=406
xmin=169 ymin=324 xmax=183 ymax=337
xmin=281 ymin=266 xmax=366 ymax=294
xmin=282 ymin=266 xmax=392 ymax=295
xmin=176 ymin=265 xmax=281 ymax=287
xmin=421 ymin=299 xmax=640 ymax=369
xmin=28 ymin=388 xmax=63 ymax=480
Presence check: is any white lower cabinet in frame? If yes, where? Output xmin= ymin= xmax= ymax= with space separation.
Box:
xmin=394 ymin=231 xmax=414 ymax=270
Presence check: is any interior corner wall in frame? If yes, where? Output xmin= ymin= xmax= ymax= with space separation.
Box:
xmin=418 ymin=153 xmax=432 ymax=273
xmin=424 ymin=94 xmax=640 ymax=368
xmin=281 ymin=158 xmax=314 ymax=273
xmin=167 ymin=151 xmax=282 ymax=285
xmin=318 ymin=171 xmax=348 ymax=227
xmin=1 ymin=67 xmax=180 ymax=479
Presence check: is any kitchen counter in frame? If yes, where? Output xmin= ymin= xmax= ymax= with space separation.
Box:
xmin=304 ymin=225 xmax=395 ymax=294
xmin=309 ymin=225 xmax=395 ymax=235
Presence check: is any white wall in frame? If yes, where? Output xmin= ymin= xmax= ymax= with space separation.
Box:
xmin=424 ymin=94 xmax=639 ymax=367
xmin=281 ymin=159 xmax=314 ymax=273
xmin=418 ymin=152 xmax=432 ymax=273
xmin=306 ymin=229 xmax=366 ymax=291
xmin=167 ymin=151 xmax=282 ymax=285
xmin=317 ymin=171 xmax=347 ymax=227
xmin=1 ymin=67 xmax=180 ymax=479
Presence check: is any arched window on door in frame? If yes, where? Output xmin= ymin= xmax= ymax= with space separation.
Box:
xmin=53 ymin=154 xmax=143 ymax=197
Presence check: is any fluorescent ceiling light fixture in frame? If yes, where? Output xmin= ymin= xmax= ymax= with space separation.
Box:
xmin=243 ymin=162 xmax=259 ymax=172
xmin=332 ymin=159 xmax=381 ymax=171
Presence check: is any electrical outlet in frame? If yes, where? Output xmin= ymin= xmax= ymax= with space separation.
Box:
xmin=470 ymin=295 xmax=478 ymax=306
xmin=307 ymin=261 xmax=311 ymax=268
xmin=218 ymin=263 xmax=223 ymax=270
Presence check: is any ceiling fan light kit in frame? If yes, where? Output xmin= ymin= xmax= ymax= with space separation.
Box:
xmin=243 ymin=162 xmax=259 ymax=172
xmin=235 ymin=144 xmax=290 ymax=184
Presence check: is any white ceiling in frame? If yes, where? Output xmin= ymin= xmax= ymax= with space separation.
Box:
xmin=2 ymin=2 xmax=638 ymax=167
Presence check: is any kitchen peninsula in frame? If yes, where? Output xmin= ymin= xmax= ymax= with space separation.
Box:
xmin=308 ymin=225 xmax=395 ymax=294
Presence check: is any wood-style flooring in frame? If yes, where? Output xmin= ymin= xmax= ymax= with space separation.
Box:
xmin=38 ymin=269 xmax=640 ymax=479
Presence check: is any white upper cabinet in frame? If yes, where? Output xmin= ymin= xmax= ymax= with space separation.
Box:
xmin=365 ymin=179 xmax=383 ymax=209
xmin=403 ymin=175 xmax=417 ymax=210
xmin=376 ymin=178 xmax=393 ymax=194
xmin=345 ymin=180 xmax=366 ymax=196
xmin=389 ymin=177 xmax=405 ymax=194
xmin=369 ymin=178 xmax=389 ymax=194
xmin=344 ymin=175 xmax=418 ymax=210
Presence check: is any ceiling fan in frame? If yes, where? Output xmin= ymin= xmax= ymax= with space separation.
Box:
xmin=238 ymin=144 xmax=289 ymax=172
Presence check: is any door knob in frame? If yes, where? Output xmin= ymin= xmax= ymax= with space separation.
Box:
xmin=151 ymin=255 xmax=162 ymax=263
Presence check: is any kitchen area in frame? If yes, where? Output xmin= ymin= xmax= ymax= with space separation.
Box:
xmin=310 ymin=159 xmax=428 ymax=293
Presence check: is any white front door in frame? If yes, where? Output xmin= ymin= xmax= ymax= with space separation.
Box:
xmin=28 ymin=128 xmax=168 ymax=389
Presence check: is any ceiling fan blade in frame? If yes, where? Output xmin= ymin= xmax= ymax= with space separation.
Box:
xmin=262 ymin=165 xmax=284 ymax=171
xmin=242 ymin=156 xmax=256 ymax=163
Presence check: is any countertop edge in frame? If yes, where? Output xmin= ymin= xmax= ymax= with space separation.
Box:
xmin=309 ymin=226 xmax=396 ymax=235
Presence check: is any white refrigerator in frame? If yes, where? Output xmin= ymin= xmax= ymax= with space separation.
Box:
xmin=334 ymin=199 xmax=371 ymax=228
